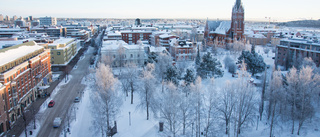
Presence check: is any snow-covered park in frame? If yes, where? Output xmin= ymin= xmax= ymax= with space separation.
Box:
xmin=22 ymin=44 xmax=320 ymax=137
xmin=70 ymin=45 xmax=320 ymax=137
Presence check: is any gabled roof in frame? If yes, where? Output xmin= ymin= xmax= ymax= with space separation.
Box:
xmin=207 ymin=21 xmax=231 ymax=35
xmin=214 ymin=21 xmax=231 ymax=35
xmin=207 ymin=21 xmax=221 ymax=32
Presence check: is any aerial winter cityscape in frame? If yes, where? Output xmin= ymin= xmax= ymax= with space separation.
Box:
xmin=0 ymin=0 xmax=320 ymax=137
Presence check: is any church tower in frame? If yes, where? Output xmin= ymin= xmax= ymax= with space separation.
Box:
xmin=231 ymin=0 xmax=244 ymax=40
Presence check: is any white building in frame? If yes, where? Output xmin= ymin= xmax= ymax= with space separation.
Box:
xmin=100 ymin=40 xmax=146 ymax=67
xmin=39 ymin=16 xmax=57 ymax=26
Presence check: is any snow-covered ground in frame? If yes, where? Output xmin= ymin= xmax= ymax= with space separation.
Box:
xmin=21 ymin=45 xmax=320 ymax=137
xmin=64 ymin=72 xmax=161 ymax=137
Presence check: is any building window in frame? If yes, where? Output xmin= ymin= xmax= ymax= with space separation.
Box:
xmin=131 ymin=54 xmax=133 ymax=58
xmin=57 ymin=52 xmax=61 ymax=55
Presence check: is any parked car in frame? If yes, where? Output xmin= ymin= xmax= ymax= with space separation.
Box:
xmin=74 ymin=97 xmax=80 ymax=103
xmin=53 ymin=117 xmax=62 ymax=128
xmin=48 ymin=100 xmax=55 ymax=107
xmin=90 ymin=56 xmax=95 ymax=65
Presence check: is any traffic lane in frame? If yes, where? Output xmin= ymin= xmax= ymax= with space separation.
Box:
xmin=37 ymin=47 xmax=95 ymax=137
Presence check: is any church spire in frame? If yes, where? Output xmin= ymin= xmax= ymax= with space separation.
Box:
xmin=235 ymin=0 xmax=242 ymax=9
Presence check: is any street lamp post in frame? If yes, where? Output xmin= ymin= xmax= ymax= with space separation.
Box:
xmin=129 ymin=112 xmax=131 ymax=126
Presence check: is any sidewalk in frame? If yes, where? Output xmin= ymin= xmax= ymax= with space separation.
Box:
xmin=5 ymin=73 xmax=65 ymax=137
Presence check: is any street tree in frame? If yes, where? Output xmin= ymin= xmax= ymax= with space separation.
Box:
xmin=95 ymin=63 xmax=121 ymax=134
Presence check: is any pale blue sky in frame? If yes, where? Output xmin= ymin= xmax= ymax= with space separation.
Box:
xmin=0 ymin=0 xmax=319 ymax=22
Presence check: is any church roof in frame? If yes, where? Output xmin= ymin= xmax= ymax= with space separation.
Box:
xmin=207 ymin=21 xmax=222 ymax=32
xmin=214 ymin=21 xmax=231 ymax=35
xmin=207 ymin=21 xmax=231 ymax=35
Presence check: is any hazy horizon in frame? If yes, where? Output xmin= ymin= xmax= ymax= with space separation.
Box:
xmin=1 ymin=0 xmax=319 ymax=22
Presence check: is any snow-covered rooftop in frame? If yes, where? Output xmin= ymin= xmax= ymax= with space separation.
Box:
xmin=101 ymin=40 xmax=144 ymax=51
xmin=159 ymin=34 xmax=173 ymax=39
xmin=52 ymin=38 xmax=75 ymax=44
xmin=149 ymin=46 xmax=166 ymax=53
xmin=0 ymin=40 xmax=24 ymax=49
xmin=0 ymin=42 xmax=43 ymax=66
xmin=214 ymin=21 xmax=231 ymax=34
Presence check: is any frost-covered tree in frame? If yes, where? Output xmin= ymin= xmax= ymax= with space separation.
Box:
xmin=155 ymin=53 xmax=172 ymax=91
xmin=197 ymin=52 xmax=223 ymax=78
xmin=158 ymin=82 xmax=181 ymax=137
xmin=101 ymin=54 xmax=114 ymax=67
xmin=268 ymin=69 xmax=284 ymax=137
xmin=285 ymin=67 xmax=299 ymax=134
xmin=95 ymin=63 xmax=121 ymax=135
xmin=137 ymin=63 xmax=157 ymax=120
xmin=121 ymin=63 xmax=139 ymax=104
xmin=190 ymin=77 xmax=203 ymax=137
xmin=164 ymin=66 xmax=179 ymax=85
xmin=237 ymin=49 xmax=266 ymax=76
xmin=233 ymin=66 xmax=258 ymax=137
xmin=301 ymin=57 xmax=319 ymax=74
xmin=217 ymin=81 xmax=236 ymax=135
xmin=296 ymin=67 xmax=319 ymax=135
xmin=183 ymin=69 xmax=195 ymax=86
xmin=203 ymin=78 xmax=219 ymax=137
xmin=178 ymin=87 xmax=194 ymax=135
xmin=224 ymin=55 xmax=237 ymax=73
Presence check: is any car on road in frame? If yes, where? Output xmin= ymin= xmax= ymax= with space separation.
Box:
xmin=74 ymin=97 xmax=80 ymax=103
xmin=48 ymin=100 xmax=55 ymax=107
xmin=53 ymin=117 xmax=62 ymax=128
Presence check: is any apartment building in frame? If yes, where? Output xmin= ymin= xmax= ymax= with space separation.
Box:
xmin=48 ymin=38 xmax=80 ymax=70
xmin=0 ymin=85 xmax=8 ymax=134
xmin=0 ymin=41 xmax=51 ymax=129
xmin=39 ymin=16 xmax=57 ymax=26
xmin=121 ymin=31 xmax=151 ymax=44
xmin=276 ymin=38 xmax=320 ymax=68
xmin=69 ymin=30 xmax=90 ymax=41
xmin=103 ymin=31 xmax=122 ymax=41
xmin=0 ymin=28 xmax=25 ymax=38
xmin=170 ymin=40 xmax=196 ymax=62
xmin=31 ymin=26 xmax=67 ymax=38
xmin=159 ymin=34 xmax=179 ymax=50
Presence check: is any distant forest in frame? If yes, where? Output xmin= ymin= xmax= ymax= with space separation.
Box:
xmin=278 ymin=19 xmax=320 ymax=28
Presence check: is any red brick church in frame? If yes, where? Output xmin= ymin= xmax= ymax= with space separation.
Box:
xmin=204 ymin=0 xmax=245 ymax=45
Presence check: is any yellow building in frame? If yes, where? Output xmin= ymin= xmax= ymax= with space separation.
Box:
xmin=48 ymin=38 xmax=80 ymax=67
